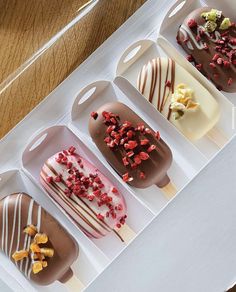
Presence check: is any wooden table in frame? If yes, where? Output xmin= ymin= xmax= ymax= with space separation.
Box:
xmin=0 ymin=0 xmax=146 ymax=138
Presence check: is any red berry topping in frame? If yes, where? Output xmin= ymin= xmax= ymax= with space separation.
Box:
xmin=93 ymin=189 xmax=101 ymax=197
xmin=187 ymin=19 xmax=197 ymax=29
xmin=145 ymin=128 xmax=152 ymax=134
xmin=196 ymin=64 xmax=202 ymax=70
xmin=55 ymin=176 xmax=61 ymax=182
xmin=195 ymin=35 xmax=201 ymax=42
xmin=127 ymin=130 xmax=134 ymax=139
xmin=56 ymin=158 xmax=62 ymax=164
xmin=104 ymin=137 xmax=111 ymax=143
xmin=64 ymin=189 xmax=71 ymax=197
xmin=204 ymin=44 xmax=209 ymax=50
xmin=212 ymin=54 xmax=220 ymax=62
xmin=98 ymin=183 xmax=105 ymax=189
xmin=187 ymin=55 xmax=194 ymax=62
xmin=107 ymin=140 xmax=115 ymax=148
xmin=165 ymin=81 xmax=171 ymax=87
xmin=46 ymin=176 xmax=53 ymax=183
xmin=122 ymin=157 xmax=129 ymax=166
xmin=139 ymin=172 xmax=146 ymax=179
xmin=87 ymin=194 xmax=95 ymax=201
xmin=137 ymin=123 xmax=145 ymax=132
xmin=116 ymin=223 xmax=121 ymax=229
xmin=97 ymin=214 xmax=104 ymax=220
xmin=122 ymin=173 xmax=133 ymax=182
xmin=134 ymin=156 xmax=142 ymax=165
xmin=68 ymin=146 xmax=76 ymax=154
xmin=139 ymin=152 xmax=150 ymax=161
xmin=141 ymin=139 xmax=149 ymax=145
xmin=127 ymin=151 xmax=135 ymax=157
xmin=224 ymin=60 xmax=230 ymax=68
xmin=131 ymin=163 xmax=138 ymax=169
xmin=147 ymin=145 xmax=157 ymax=153
xmin=112 ymin=187 xmax=118 ymax=194
xmin=123 ymin=121 xmax=132 ymax=129
xmin=124 ymin=140 xmax=138 ymax=150
xmin=217 ymin=58 xmax=223 ymax=65
xmin=106 ymin=125 xmax=116 ymax=134
xmin=155 ymin=131 xmax=161 ymax=140
xmin=228 ymin=78 xmax=233 ymax=86
xmin=209 ymin=62 xmax=216 ymax=69
xmin=67 ymin=162 xmax=73 ymax=169
xmin=110 ymin=117 xmax=117 ymax=124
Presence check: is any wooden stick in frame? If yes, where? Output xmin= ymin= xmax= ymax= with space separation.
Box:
xmin=207 ymin=127 xmax=228 ymax=149
xmin=161 ymin=182 xmax=177 ymax=200
xmin=114 ymin=223 xmax=136 ymax=244
xmin=65 ymin=275 xmax=85 ymax=292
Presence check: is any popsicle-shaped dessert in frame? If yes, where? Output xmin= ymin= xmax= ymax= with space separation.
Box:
xmin=0 ymin=193 xmax=83 ymax=290
xmin=177 ymin=7 xmax=236 ymax=92
xmin=89 ymin=102 xmax=175 ymax=198
xmin=137 ymin=57 xmax=221 ymax=142
xmin=40 ymin=146 xmax=134 ymax=243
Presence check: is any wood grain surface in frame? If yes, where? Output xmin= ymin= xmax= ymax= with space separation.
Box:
xmin=0 ymin=0 xmax=146 ymax=138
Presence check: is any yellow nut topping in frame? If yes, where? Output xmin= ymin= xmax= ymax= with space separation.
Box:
xmin=40 ymin=248 xmax=54 ymax=258
xmin=32 ymin=261 xmax=43 ymax=274
xmin=24 ymin=225 xmax=37 ymax=237
xmin=34 ymin=233 xmax=48 ymax=244
xmin=171 ymin=84 xmax=199 ymax=120
xmin=12 ymin=250 xmax=29 ymax=261
xmin=30 ymin=242 xmax=41 ymax=253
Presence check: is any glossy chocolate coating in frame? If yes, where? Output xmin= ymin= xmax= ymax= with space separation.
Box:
xmin=0 ymin=193 xmax=79 ymax=286
xmin=89 ymin=102 xmax=173 ymax=188
xmin=177 ymin=7 xmax=236 ymax=92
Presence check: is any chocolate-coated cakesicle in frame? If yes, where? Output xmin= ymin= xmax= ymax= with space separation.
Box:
xmin=89 ymin=102 xmax=173 ymax=190
xmin=137 ymin=57 xmax=220 ymax=142
xmin=0 ymin=193 xmax=79 ymax=286
xmin=177 ymin=7 xmax=236 ymax=92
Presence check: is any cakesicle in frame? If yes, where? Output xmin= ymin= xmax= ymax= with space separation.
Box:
xmin=177 ymin=7 xmax=236 ymax=92
xmin=0 ymin=192 xmax=83 ymax=290
xmin=89 ymin=102 xmax=176 ymax=198
xmin=40 ymin=146 xmax=134 ymax=243
xmin=137 ymin=57 xmax=220 ymax=142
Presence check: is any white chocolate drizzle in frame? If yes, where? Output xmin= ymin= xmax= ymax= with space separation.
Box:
xmin=180 ymin=23 xmax=236 ymax=50
xmin=0 ymin=194 xmax=42 ymax=279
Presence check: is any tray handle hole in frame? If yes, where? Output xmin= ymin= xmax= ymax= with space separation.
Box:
xmin=78 ymin=87 xmax=96 ymax=105
xmin=169 ymin=1 xmax=186 ymax=18
xmin=29 ymin=133 xmax=48 ymax=152
xmin=123 ymin=45 xmax=141 ymax=64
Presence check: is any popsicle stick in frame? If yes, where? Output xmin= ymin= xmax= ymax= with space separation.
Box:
xmin=65 ymin=275 xmax=85 ymax=292
xmin=161 ymin=182 xmax=177 ymax=200
xmin=207 ymin=127 xmax=228 ymax=149
xmin=114 ymin=223 xmax=136 ymax=244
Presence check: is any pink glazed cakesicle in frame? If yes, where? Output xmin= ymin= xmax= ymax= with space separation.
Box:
xmin=40 ymin=146 xmax=135 ymax=243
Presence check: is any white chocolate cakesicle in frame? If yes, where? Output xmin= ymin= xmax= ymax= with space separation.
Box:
xmin=137 ymin=58 xmax=220 ymax=141
xmin=40 ymin=147 xmax=127 ymax=240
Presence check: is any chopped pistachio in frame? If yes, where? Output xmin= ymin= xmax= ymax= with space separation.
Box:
xmin=205 ymin=20 xmax=217 ymax=32
xmin=201 ymin=9 xmax=222 ymax=22
xmin=220 ymin=18 xmax=231 ymax=30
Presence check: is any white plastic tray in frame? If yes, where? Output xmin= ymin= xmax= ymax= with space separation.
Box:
xmin=0 ymin=0 xmax=235 ymax=291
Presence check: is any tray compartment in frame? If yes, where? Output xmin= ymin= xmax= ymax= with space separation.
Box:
xmin=0 ymin=169 xmax=108 ymax=291
xmin=70 ymin=80 xmax=207 ymax=213
xmin=116 ymin=38 xmax=235 ymax=158
xmin=159 ymin=0 xmax=236 ymax=103
xmin=22 ymin=125 xmax=154 ymax=259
